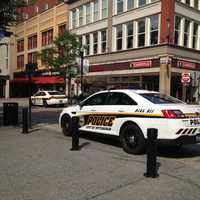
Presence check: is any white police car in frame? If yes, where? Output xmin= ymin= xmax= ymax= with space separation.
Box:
xmin=31 ymin=90 xmax=68 ymax=107
xmin=59 ymin=89 xmax=200 ymax=154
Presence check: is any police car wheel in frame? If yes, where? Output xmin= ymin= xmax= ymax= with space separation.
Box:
xmin=61 ymin=115 xmax=72 ymax=136
xmin=120 ymin=123 xmax=145 ymax=154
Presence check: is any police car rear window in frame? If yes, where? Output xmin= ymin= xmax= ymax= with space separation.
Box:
xmin=140 ymin=93 xmax=183 ymax=104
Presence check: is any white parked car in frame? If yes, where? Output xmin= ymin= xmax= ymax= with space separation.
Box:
xmin=31 ymin=90 xmax=68 ymax=107
xmin=59 ymin=89 xmax=200 ymax=154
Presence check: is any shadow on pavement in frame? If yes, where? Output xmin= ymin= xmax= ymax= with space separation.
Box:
xmin=157 ymin=144 xmax=200 ymax=158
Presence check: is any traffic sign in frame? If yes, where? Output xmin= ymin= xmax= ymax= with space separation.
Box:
xmin=181 ymin=73 xmax=191 ymax=83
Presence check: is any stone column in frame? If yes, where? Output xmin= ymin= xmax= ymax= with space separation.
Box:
xmin=159 ymin=57 xmax=171 ymax=95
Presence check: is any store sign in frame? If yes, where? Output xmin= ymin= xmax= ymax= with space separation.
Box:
xmin=130 ymin=61 xmax=152 ymax=69
xmin=177 ymin=61 xmax=196 ymax=69
xmin=181 ymin=73 xmax=191 ymax=83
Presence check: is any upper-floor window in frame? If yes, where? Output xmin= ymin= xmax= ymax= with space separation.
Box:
xmin=94 ymin=0 xmax=99 ymax=21
xmin=150 ymin=15 xmax=158 ymax=45
xmin=44 ymin=3 xmax=48 ymax=10
xmin=86 ymin=3 xmax=91 ymax=24
xmin=117 ymin=0 xmax=124 ymax=14
xmin=17 ymin=39 xmax=24 ymax=52
xmin=42 ymin=29 xmax=53 ymax=46
xmin=85 ymin=34 xmax=90 ymax=55
xmin=102 ymin=0 xmax=108 ymax=19
xmin=28 ymin=35 xmax=37 ymax=50
xmin=116 ymin=24 xmax=123 ymax=50
xmin=185 ymin=0 xmax=190 ymax=6
xmin=126 ymin=21 xmax=134 ymax=49
xmin=28 ymin=53 xmax=37 ymax=64
xmin=79 ymin=6 xmax=83 ymax=26
xmin=93 ymin=32 xmax=98 ymax=54
xmin=101 ymin=30 xmax=107 ymax=53
xmin=193 ymin=23 xmax=198 ymax=49
xmin=17 ymin=55 xmax=24 ymax=69
xmin=184 ymin=19 xmax=190 ymax=47
xmin=174 ymin=16 xmax=181 ymax=45
xmin=127 ymin=0 xmax=134 ymax=10
xmin=138 ymin=0 xmax=146 ymax=7
xmin=58 ymin=24 xmax=66 ymax=36
xmin=72 ymin=10 xmax=76 ymax=28
xmin=138 ymin=18 xmax=145 ymax=47
xmin=194 ymin=0 xmax=199 ymax=8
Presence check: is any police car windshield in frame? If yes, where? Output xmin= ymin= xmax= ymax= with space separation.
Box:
xmin=140 ymin=93 xmax=184 ymax=104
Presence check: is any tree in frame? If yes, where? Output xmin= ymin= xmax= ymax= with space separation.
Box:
xmin=37 ymin=31 xmax=82 ymax=101
xmin=0 ymin=0 xmax=35 ymax=36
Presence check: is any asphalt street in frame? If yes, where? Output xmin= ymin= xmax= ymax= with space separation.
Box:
xmin=1 ymin=104 xmax=200 ymax=200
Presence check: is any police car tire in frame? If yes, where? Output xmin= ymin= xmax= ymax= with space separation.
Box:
xmin=120 ymin=123 xmax=145 ymax=154
xmin=61 ymin=115 xmax=72 ymax=136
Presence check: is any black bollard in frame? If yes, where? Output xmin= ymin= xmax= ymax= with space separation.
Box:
xmin=144 ymin=128 xmax=159 ymax=178
xmin=28 ymin=97 xmax=32 ymax=129
xmin=70 ymin=116 xmax=80 ymax=151
xmin=22 ymin=108 xmax=29 ymax=134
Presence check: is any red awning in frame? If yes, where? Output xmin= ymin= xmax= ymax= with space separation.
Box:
xmin=12 ymin=76 xmax=64 ymax=84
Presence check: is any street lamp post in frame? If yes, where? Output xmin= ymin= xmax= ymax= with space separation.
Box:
xmin=80 ymin=49 xmax=84 ymax=95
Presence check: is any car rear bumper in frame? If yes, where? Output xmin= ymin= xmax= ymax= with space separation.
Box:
xmin=159 ymin=134 xmax=200 ymax=145
xmin=47 ymin=99 xmax=68 ymax=105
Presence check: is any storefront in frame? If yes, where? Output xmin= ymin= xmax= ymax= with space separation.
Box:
xmin=0 ymin=75 xmax=9 ymax=98
xmin=10 ymin=71 xmax=65 ymax=97
xmin=83 ymin=57 xmax=200 ymax=102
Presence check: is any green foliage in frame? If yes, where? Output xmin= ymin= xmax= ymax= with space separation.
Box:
xmin=37 ymin=31 xmax=82 ymax=78
xmin=0 ymin=0 xmax=36 ymax=31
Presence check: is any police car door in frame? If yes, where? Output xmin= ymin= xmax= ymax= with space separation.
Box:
xmin=79 ymin=92 xmax=109 ymax=133
xmin=101 ymin=91 xmax=138 ymax=136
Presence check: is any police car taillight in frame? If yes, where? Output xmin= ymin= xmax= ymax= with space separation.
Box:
xmin=162 ymin=110 xmax=185 ymax=119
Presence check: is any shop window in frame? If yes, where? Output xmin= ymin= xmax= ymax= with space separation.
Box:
xmin=126 ymin=21 xmax=134 ymax=49
xmin=28 ymin=35 xmax=37 ymax=50
xmin=102 ymin=0 xmax=108 ymax=19
xmin=138 ymin=18 xmax=145 ymax=47
xmin=86 ymin=3 xmax=91 ymax=24
xmin=93 ymin=32 xmax=98 ymax=54
xmin=79 ymin=6 xmax=83 ymax=26
xmin=138 ymin=0 xmax=146 ymax=7
xmin=127 ymin=0 xmax=134 ymax=10
xmin=193 ymin=23 xmax=198 ymax=49
xmin=94 ymin=0 xmax=99 ymax=22
xmin=42 ymin=29 xmax=53 ymax=46
xmin=184 ymin=19 xmax=190 ymax=47
xmin=101 ymin=30 xmax=107 ymax=53
xmin=116 ymin=24 xmax=123 ymax=50
xmin=174 ymin=16 xmax=181 ymax=45
xmin=150 ymin=15 xmax=158 ymax=45
xmin=17 ymin=39 xmax=24 ymax=52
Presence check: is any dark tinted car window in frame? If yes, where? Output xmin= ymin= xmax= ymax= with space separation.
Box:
xmin=83 ymin=92 xmax=108 ymax=106
xmin=140 ymin=93 xmax=184 ymax=104
xmin=35 ymin=92 xmax=46 ymax=96
xmin=107 ymin=92 xmax=137 ymax=105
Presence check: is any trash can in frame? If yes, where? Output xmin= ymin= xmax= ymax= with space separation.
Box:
xmin=3 ymin=102 xmax=18 ymax=126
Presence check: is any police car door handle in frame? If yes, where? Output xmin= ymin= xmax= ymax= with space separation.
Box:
xmin=91 ymin=109 xmax=96 ymax=111
xmin=118 ymin=109 xmax=125 ymax=112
